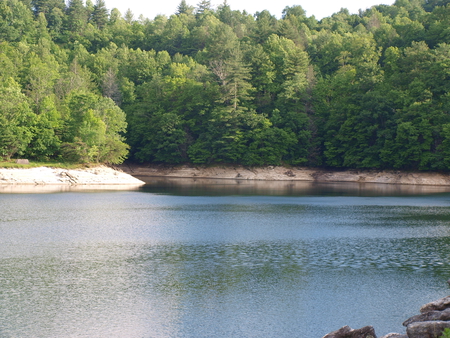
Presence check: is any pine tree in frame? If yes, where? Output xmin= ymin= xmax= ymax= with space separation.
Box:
xmin=65 ymin=0 xmax=87 ymax=34
xmin=91 ymin=0 xmax=108 ymax=29
xmin=176 ymin=0 xmax=193 ymax=15
xmin=31 ymin=0 xmax=65 ymax=16
xmin=196 ymin=0 xmax=211 ymax=16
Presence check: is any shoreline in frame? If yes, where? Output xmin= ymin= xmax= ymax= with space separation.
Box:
xmin=117 ymin=164 xmax=450 ymax=186
xmin=3 ymin=164 xmax=450 ymax=188
xmin=0 ymin=166 xmax=145 ymax=186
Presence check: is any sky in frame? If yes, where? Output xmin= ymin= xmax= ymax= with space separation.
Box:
xmin=102 ymin=0 xmax=396 ymax=20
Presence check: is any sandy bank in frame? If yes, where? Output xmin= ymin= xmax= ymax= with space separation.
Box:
xmin=0 ymin=166 xmax=145 ymax=187
xmin=118 ymin=164 xmax=450 ymax=186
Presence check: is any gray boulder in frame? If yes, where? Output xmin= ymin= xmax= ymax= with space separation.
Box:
xmin=420 ymin=296 xmax=450 ymax=313
xmin=322 ymin=325 xmax=377 ymax=338
xmin=406 ymin=320 xmax=450 ymax=338
xmin=15 ymin=159 xmax=29 ymax=164
xmin=403 ymin=308 xmax=450 ymax=326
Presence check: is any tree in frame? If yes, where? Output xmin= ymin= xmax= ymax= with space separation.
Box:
xmin=23 ymin=50 xmax=60 ymax=112
xmin=176 ymin=0 xmax=194 ymax=15
xmin=253 ymin=10 xmax=278 ymax=43
xmin=65 ymin=0 xmax=88 ymax=35
xmin=31 ymin=0 xmax=65 ymax=16
xmin=62 ymin=91 xmax=129 ymax=163
xmin=91 ymin=0 xmax=108 ymax=29
xmin=196 ymin=0 xmax=211 ymax=16
xmin=0 ymin=0 xmax=35 ymax=42
xmin=25 ymin=96 xmax=62 ymax=160
xmin=0 ymin=79 xmax=35 ymax=160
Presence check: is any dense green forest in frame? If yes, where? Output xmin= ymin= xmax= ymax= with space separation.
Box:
xmin=1 ymin=0 xmax=450 ymax=169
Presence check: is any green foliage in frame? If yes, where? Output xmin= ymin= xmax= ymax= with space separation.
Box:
xmin=2 ymin=0 xmax=450 ymax=169
xmin=63 ymin=91 xmax=129 ymax=164
xmin=440 ymin=328 xmax=450 ymax=338
xmin=0 ymin=79 xmax=35 ymax=160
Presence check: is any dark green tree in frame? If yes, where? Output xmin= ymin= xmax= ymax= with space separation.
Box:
xmin=91 ymin=0 xmax=108 ymax=29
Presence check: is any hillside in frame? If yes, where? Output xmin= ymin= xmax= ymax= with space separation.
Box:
xmin=1 ymin=0 xmax=450 ymax=170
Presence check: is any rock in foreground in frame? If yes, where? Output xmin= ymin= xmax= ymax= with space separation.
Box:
xmin=322 ymin=325 xmax=376 ymax=338
xmin=323 ymin=292 xmax=450 ymax=338
xmin=406 ymin=321 xmax=450 ymax=338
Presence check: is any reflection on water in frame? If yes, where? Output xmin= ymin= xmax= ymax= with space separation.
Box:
xmin=0 ymin=184 xmax=143 ymax=194
xmin=137 ymin=176 xmax=450 ymax=196
xmin=1 ymin=183 xmax=450 ymax=337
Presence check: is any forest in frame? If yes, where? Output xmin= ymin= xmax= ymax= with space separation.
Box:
xmin=1 ymin=0 xmax=450 ymax=170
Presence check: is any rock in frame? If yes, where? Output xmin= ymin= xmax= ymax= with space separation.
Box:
xmin=284 ymin=170 xmax=296 ymax=177
xmin=403 ymin=308 xmax=450 ymax=326
xmin=406 ymin=320 xmax=450 ymax=338
xmin=322 ymin=325 xmax=377 ymax=338
xmin=420 ymin=296 xmax=450 ymax=313
xmin=15 ymin=159 xmax=29 ymax=164
xmin=379 ymin=334 xmax=407 ymax=338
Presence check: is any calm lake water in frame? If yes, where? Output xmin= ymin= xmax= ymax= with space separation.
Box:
xmin=1 ymin=178 xmax=450 ymax=337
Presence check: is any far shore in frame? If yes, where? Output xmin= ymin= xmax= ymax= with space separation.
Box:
xmin=3 ymin=163 xmax=450 ymax=189
xmin=117 ymin=163 xmax=450 ymax=186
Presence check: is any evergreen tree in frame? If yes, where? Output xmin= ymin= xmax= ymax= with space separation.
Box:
xmin=65 ymin=0 xmax=87 ymax=34
xmin=176 ymin=0 xmax=194 ymax=15
xmin=91 ymin=0 xmax=108 ymax=29
xmin=31 ymin=0 xmax=65 ymax=16
xmin=196 ymin=0 xmax=211 ymax=16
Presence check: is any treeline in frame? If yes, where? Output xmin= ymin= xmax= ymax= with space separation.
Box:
xmin=1 ymin=0 xmax=450 ymax=169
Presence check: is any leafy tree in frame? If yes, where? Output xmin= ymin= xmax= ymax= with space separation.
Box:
xmin=0 ymin=79 xmax=35 ymax=160
xmin=63 ymin=91 xmax=128 ymax=163
xmin=25 ymin=96 xmax=62 ymax=159
xmin=0 ymin=0 xmax=35 ymax=42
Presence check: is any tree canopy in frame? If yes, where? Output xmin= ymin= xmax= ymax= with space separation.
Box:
xmin=1 ymin=0 xmax=450 ymax=169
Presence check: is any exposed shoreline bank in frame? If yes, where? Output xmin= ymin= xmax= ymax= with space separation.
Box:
xmin=3 ymin=164 xmax=450 ymax=190
xmin=0 ymin=166 xmax=145 ymax=186
xmin=118 ymin=163 xmax=450 ymax=186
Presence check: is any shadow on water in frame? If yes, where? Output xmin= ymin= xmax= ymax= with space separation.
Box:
xmin=136 ymin=176 xmax=450 ymax=197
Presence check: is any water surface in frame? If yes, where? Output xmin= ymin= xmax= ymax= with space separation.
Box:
xmin=1 ymin=180 xmax=450 ymax=337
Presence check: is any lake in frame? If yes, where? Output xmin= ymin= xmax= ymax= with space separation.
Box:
xmin=1 ymin=178 xmax=450 ymax=337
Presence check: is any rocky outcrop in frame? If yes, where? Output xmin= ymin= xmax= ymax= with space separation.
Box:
xmin=399 ymin=296 xmax=450 ymax=338
xmin=322 ymin=293 xmax=450 ymax=338
xmin=406 ymin=321 xmax=450 ymax=338
xmin=322 ymin=325 xmax=376 ymax=338
xmin=420 ymin=296 xmax=450 ymax=314
xmin=118 ymin=163 xmax=450 ymax=186
xmin=0 ymin=166 xmax=145 ymax=186
xmin=403 ymin=309 xmax=450 ymax=326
